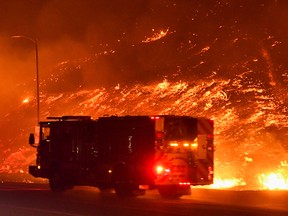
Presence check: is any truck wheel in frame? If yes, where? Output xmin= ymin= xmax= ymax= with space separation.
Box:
xmin=49 ymin=170 xmax=67 ymax=192
xmin=98 ymin=185 xmax=113 ymax=193
xmin=114 ymin=183 xmax=135 ymax=197
xmin=112 ymin=164 xmax=135 ymax=197
xmin=158 ymin=185 xmax=183 ymax=199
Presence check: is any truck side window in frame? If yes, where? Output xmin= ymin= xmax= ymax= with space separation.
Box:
xmin=42 ymin=127 xmax=51 ymax=141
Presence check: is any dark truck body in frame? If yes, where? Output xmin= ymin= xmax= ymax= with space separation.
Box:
xmin=29 ymin=115 xmax=214 ymax=197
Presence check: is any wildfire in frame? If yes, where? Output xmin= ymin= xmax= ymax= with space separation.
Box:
xmin=2 ymin=0 xmax=288 ymax=190
xmin=211 ymin=174 xmax=288 ymax=190
xmin=142 ymin=28 xmax=171 ymax=43
xmin=258 ymin=173 xmax=288 ymax=190
xmin=3 ymin=76 xmax=288 ymax=191
xmin=210 ymin=160 xmax=288 ymax=190
xmin=210 ymin=178 xmax=246 ymax=189
xmin=258 ymin=161 xmax=288 ymax=190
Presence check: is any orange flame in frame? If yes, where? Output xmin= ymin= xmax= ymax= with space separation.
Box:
xmin=210 ymin=178 xmax=246 ymax=189
xmin=142 ymin=29 xmax=171 ymax=43
xmin=258 ymin=173 xmax=288 ymax=190
xmin=3 ymin=77 xmax=288 ymax=190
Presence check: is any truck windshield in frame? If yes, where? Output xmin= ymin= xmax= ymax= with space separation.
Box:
xmin=164 ymin=117 xmax=197 ymax=141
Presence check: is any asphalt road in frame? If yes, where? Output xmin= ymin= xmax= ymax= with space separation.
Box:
xmin=0 ymin=183 xmax=287 ymax=216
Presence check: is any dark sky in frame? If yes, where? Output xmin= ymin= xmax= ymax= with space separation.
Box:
xmin=1 ymin=0 xmax=179 ymax=80
xmin=1 ymin=0 xmax=287 ymax=70
xmin=2 ymin=0 xmax=286 ymax=44
xmin=0 ymin=0 xmax=171 ymax=43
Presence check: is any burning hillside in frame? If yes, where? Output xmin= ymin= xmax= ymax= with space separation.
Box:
xmin=1 ymin=76 xmax=288 ymax=189
xmin=0 ymin=1 xmax=288 ymax=189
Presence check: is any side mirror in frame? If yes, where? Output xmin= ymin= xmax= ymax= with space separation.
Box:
xmin=29 ymin=133 xmax=35 ymax=145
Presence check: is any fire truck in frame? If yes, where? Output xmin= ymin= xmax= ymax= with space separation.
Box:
xmin=29 ymin=115 xmax=214 ymax=198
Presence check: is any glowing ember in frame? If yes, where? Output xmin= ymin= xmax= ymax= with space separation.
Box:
xmin=22 ymin=98 xmax=29 ymax=104
xmin=1 ymin=147 xmax=35 ymax=174
xmin=142 ymin=28 xmax=171 ymax=43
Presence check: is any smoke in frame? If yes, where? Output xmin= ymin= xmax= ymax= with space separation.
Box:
xmin=2 ymin=1 xmax=288 ymax=91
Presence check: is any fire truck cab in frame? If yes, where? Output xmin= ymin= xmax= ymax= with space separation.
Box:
xmin=29 ymin=115 xmax=214 ymax=198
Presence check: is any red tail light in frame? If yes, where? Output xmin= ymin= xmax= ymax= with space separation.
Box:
xmin=156 ymin=165 xmax=170 ymax=175
xmin=179 ymin=182 xmax=191 ymax=186
xmin=150 ymin=116 xmax=160 ymax=120
xmin=156 ymin=165 xmax=164 ymax=174
xmin=155 ymin=131 xmax=164 ymax=139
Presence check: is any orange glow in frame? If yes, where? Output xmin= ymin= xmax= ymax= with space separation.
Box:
xmin=169 ymin=142 xmax=179 ymax=147
xmin=183 ymin=143 xmax=189 ymax=147
xmin=191 ymin=142 xmax=198 ymax=149
xmin=22 ymin=98 xmax=29 ymax=104
xmin=0 ymin=1 xmax=287 ymax=191
xmin=156 ymin=166 xmax=164 ymax=174
xmin=258 ymin=173 xmax=288 ymax=190
xmin=210 ymin=178 xmax=246 ymax=189
xmin=43 ymin=79 xmax=288 ymax=191
xmin=257 ymin=160 xmax=288 ymax=190
xmin=3 ymin=77 xmax=287 ymax=190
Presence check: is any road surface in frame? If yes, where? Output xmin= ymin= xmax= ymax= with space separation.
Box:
xmin=0 ymin=182 xmax=287 ymax=216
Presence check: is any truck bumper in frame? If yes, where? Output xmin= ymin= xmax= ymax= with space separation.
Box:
xmin=157 ymin=184 xmax=191 ymax=198
xmin=29 ymin=165 xmax=49 ymax=178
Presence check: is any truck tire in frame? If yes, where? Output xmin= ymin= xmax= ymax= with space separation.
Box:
xmin=112 ymin=164 xmax=135 ymax=197
xmin=158 ymin=185 xmax=189 ymax=199
xmin=114 ymin=183 xmax=135 ymax=197
xmin=49 ymin=170 xmax=68 ymax=192
xmin=98 ymin=185 xmax=113 ymax=193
